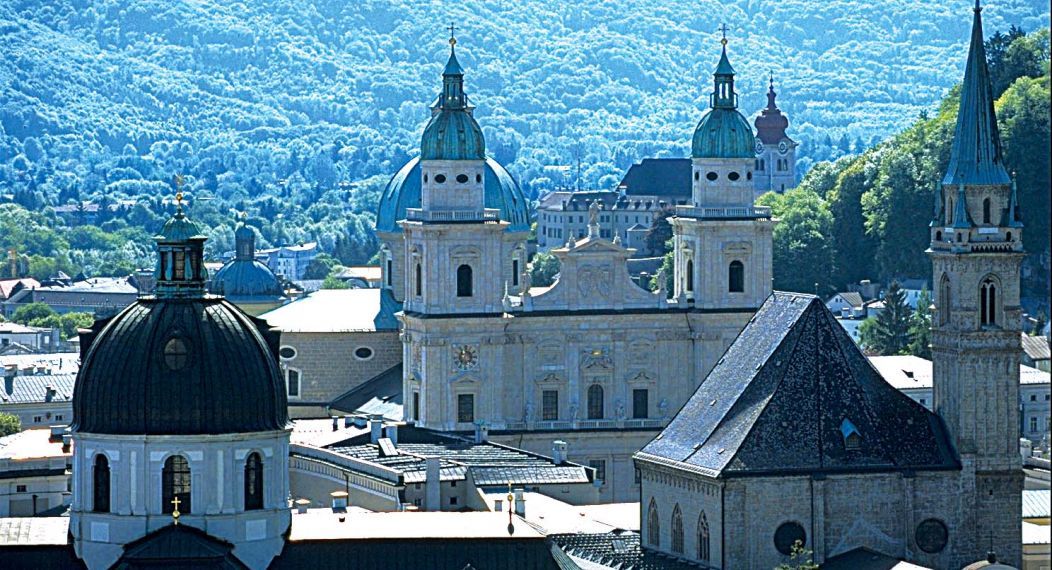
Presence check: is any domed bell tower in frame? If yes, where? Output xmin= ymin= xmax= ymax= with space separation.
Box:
xmin=928 ymin=1 xmax=1023 ymax=565
xmin=672 ymin=31 xmax=774 ymax=310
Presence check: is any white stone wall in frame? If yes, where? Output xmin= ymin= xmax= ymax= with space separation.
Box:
xmin=691 ymin=157 xmax=755 ymax=207
xmin=0 ymin=458 xmax=68 ymax=516
xmin=672 ymin=217 xmax=774 ymax=309
xmin=71 ymin=430 xmax=291 ymax=570
xmin=754 ymin=141 xmax=797 ymax=195
xmin=420 ymin=159 xmax=486 ymax=212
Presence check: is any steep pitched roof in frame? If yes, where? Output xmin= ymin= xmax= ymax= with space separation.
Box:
xmin=1021 ymin=333 xmax=1050 ymax=361
xmin=637 ymin=292 xmax=958 ymax=478
xmin=329 ymin=363 xmax=403 ymax=420
xmin=830 ymin=291 xmax=864 ymax=308
xmin=617 ymin=158 xmax=692 ymax=198
xmin=112 ymin=524 xmax=248 ymax=569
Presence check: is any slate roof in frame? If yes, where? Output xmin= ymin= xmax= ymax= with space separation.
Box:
xmin=325 ymin=426 xmax=591 ymax=486
xmin=1022 ymin=489 xmax=1050 ymax=519
xmin=637 ymin=292 xmax=959 ymax=478
xmin=1 ymin=373 xmax=75 ymax=405
xmin=829 ymin=291 xmax=864 ymax=308
xmin=551 ymin=530 xmax=700 ymax=570
xmin=261 ymin=288 xmax=401 ymax=332
xmin=112 ymin=524 xmax=248 ymax=569
xmin=618 ymin=159 xmax=692 ymax=198
xmin=329 ymin=363 xmax=403 ymax=420
xmin=272 ymin=537 xmax=561 ymax=570
xmin=1022 ymin=333 xmax=1050 ymax=361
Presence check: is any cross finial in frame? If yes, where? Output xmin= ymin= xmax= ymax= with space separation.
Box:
xmin=171 ymin=496 xmax=181 ymax=525
xmin=173 ymin=174 xmax=185 ymax=212
xmin=718 ymin=23 xmax=729 ymax=45
xmin=448 ymin=22 xmax=458 ymax=46
xmin=769 ymin=70 xmax=774 ymax=87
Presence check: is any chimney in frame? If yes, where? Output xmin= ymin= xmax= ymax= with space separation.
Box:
xmin=343 ymin=415 xmax=353 ymax=428
xmin=369 ymin=418 xmax=383 ymax=443
xmin=353 ymin=416 xmax=367 ymax=428
xmin=49 ymin=425 xmax=65 ymax=442
xmin=295 ymin=498 xmax=310 ymax=514
xmin=61 ymin=434 xmax=71 ymax=453
xmin=474 ymin=422 xmax=489 ymax=444
xmin=385 ymin=424 xmax=399 ymax=445
xmin=330 ymin=491 xmax=348 ymax=513
xmin=552 ymin=440 xmax=568 ymax=465
xmin=44 ymin=385 xmax=55 ymax=402
xmin=425 ymin=457 xmax=441 ymax=511
xmin=331 ymin=416 xmax=339 ymax=432
xmin=513 ymin=488 xmax=526 ymax=517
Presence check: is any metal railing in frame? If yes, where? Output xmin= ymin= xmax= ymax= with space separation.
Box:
xmin=675 ymin=205 xmax=772 ymax=219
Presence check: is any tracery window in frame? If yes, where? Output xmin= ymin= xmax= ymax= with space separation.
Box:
xmin=698 ymin=512 xmax=711 ymax=561
xmin=980 ymin=276 xmax=999 ymax=326
xmin=671 ymin=504 xmax=684 ymax=554
xmin=647 ymin=499 xmax=660 ymax=547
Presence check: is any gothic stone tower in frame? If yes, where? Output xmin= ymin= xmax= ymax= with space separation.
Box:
xmin=672 ymin=36 xmax=774 ymax=310
xmin=929 ymin=1 xmax=1023 ymax=565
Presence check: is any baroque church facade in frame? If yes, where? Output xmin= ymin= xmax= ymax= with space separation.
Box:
xmin=375 ymin=34 xmax=772 ymax=501
xmin=635 ymin=2 xmax=1024 ymax=567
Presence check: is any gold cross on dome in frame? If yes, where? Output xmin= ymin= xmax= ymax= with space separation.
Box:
xmin=448 ymin=22 xmax=458 ymax=46
xmin=171 ymin=496 xmax=181 ymax=525
xmin=718 ymin=23 xmax=729 ymax=45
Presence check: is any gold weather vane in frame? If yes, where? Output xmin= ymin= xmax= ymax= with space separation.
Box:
xmin=173 ymin=174 xmax=186 ymax=211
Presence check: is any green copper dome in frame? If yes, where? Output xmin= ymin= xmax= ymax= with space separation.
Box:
xmin=692 ymin=108 xmax=756 ymax=159
xmin=420 ymin=41 xmax=485 ymax=161
xmin=691 ymin=42 xmax=756 ymax=159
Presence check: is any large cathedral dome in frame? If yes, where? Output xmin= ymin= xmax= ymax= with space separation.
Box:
xmin=72 ymin=207 xmax=289 ymax=435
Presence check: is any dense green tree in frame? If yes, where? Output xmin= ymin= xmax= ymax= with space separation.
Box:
xmin=908 ymin=287 xmax=932 ymax=359
xmin=758 ymin=188 xmax=835 ymax=294
xmin=12 ymin=302 xmax=56 ymax=325
xmin=29 ymin=312 xmax=94 ymax=339
xmin=321 ymin=274 xmax=348 ymax=289
xmin=529 ymin=252 xmax=561 ymax=287
xmin=826 ymin=158 xmax=879 ymax=288
xmin=860 ymin=282 xmax=913 ymax=355
xmin=0 ymin=412 xmax=21 ymax=437
xmin=304 ymin=253 xmax=339 ymax=280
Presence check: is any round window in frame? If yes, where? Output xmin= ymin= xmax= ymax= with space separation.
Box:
xmin=706 ymin=172 xmax=718 ymax=181
xmin=434 ymin=174 xmax=447 ymax=184
xmin=728 ymin=171 xmax=741 ymax=181
xmin=773 ymin=521 xmax=806 ymax=555
xmin=456 ymin=173 xmax=469 ymax=184
xmin=915 ymin=519 xmax=948 ymax=553
xmin=163 ymin=338 xmax=190 ymax=371
xmin=354 ymin=347 xmax=374 ymax=360
xmin=279 ymin=346 xmax=297 ymax=360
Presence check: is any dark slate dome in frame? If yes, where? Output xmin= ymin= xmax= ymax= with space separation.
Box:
xmin=210 ymin=219 xmax=285 ymax=301
xmin=72 ymin=205 xmax=289 ymax=435
xmin=72 ymin=297 xmax=290 ymax=435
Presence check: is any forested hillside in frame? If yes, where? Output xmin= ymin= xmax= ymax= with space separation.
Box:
xmin=759 ymin=28 xmax=1050 ymax=309
xmin=0 ymin=0 xmax=1048 ymax=280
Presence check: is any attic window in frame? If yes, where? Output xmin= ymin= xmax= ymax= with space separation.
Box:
xmin=706 ymin=172 xmax=718 ymax=181
xmin=456 ymin=174 xmax=469 ymax=184
xmin=163 ymin=338 xmax=189 ymax=371
xmin=840 ymin=418 xmax=861 ymax=450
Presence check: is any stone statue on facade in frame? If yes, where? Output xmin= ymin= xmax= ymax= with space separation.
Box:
xmin=658 ymin=398 xmax=670 ymax=419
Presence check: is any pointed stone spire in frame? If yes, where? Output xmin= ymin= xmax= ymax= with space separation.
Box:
xmin=943 ymin=0 xmax=1010 ymax=186
xmin=952 ymin=184 xmax=972 ymax=229
xmin=1007 ymin=173 xmax=1024 ymax=227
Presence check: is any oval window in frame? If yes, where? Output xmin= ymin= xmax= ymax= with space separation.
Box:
xmin=423 ymin=174 xmax=428 ymax=183
xmin=163 ymin=338 xmax=189 ymax=371
xmin=475 ymin=174 xmax=482 ymax=183
xmin=354 ymin=347 xmax=374 ymax=360
xmin=694 ymin=172 xmax=700 ymax=181
xmin=915 ymin=519 xmax=948 ymax=553
xmin=774 ymin=521 xmax=806 ymax=555
xmin=279 ymin=346 xmax=297 ymax=360
xmin=746 ymin=171 xmax=753 ymax=181
xmin=728 ymin=171 xmax=741 ymax=181
xmin=434 ymin=174 xmax=447 ymax=184
xmin=456 ymin=173 xmax=469 ymax=184
xmin=706 ymin=172 xmax=718 ymax=181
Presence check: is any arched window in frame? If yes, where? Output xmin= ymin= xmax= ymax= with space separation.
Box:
xmin=244 ymin=452 xmax=263 ymax=510
xmin=671 ymin=504 xmax=684 ymax=554
xmin=415 ymin=263 xmax=422 ymax=297
xmin=983 ymin=198 xmax=991 ymax=224
xmin=698 ymin=512 xmax=711 ymax=561
xmin=93 ymin=455 xmax=110 ymax=513
xmin=587 ymin=384 xmax=604 ymax=419
xmin=729 ymin=260 xmax=745 ymax=293
xmin=685 ymin=259 xmax=694 ymax=293
xmin=935 ymin=230 xmax=942 ymax=241
xmin=980 ymin=276 xmax=999 ymax=327
xmin=939 ymin=275 xmax=951 ymax=326
xmin=647 ymin=499 xmax=660 ymax=547
xmin=456 ymin=264 xmax=473 ymax=297
xmin=759 ymin=159 xmax=765 ymax=171
xmin=162 ymin=455 xmax=191 ymax=514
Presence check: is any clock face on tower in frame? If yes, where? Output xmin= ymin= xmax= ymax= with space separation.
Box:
xmin=453 ymin=344 xmax=479 ymax=370
xmin=778 ymin=140 xmax=789 ymax=154
xmin=755 ymin=140 xmax=765 ymax=156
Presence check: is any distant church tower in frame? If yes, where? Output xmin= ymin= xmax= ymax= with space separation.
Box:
xmin=752 ymin=74 xmax=797 ymax=195
xmin=929 ymin=1 xmax=1023 ymax=565
xmin=672 ymin=34 xmax=774 ymax=310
